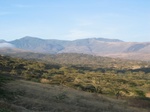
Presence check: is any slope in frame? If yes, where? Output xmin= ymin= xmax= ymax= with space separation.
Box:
xmin=0 ymin=55 xmax=150 ymax=111
xmin=7 ymin=36 xmax=150 ymax=60
xmin=1 ymin=79 xmax=145 ymax=112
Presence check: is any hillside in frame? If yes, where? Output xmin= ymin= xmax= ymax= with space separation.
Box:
xmin=1 ymin=80 xmax=145 ymax=112
xmin=9 ymin=37 xmax=127 ymax=55
xmin=1 ymin=52 xmax=149 ymax=69
xmin=1 ymin=36 xmax=148 ymax=60
xmin=1 ymin=36 xmax=150 ymax=60
xmin=0 ymin=39 xmax=6 ymax=43
xmin=0 ymin=55 xmax=150 ymax=111
xmin=10 ymin=36 xmax=68 ymax=54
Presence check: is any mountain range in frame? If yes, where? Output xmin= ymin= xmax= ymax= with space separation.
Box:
xmin=1 ymin=36 xmax=150 ymax=61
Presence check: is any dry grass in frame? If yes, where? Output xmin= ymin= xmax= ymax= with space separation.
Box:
xmin=1 ymin=80 xmax=149 ymax=112
xmin=146 ymin=92 xmax=150 ymax=98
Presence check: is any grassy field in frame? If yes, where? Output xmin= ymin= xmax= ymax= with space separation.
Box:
xmin=0 ymin=79 xmax=149 ymax=112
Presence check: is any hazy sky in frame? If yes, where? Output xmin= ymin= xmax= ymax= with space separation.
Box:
xmin=0 ymin=0 xmax=150 ymax=42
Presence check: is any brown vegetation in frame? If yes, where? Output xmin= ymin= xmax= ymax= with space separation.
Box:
xmin=2 ymin=80 xmax=147 ymax=112
xmin=0 ymin=54 xmax=150 ymax=111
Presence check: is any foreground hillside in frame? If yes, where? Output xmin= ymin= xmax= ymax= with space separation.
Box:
xmin=1 ymin=80 xmax=145 ymax=112
xmin=0 ymin=80 xmax=147 ymax=112
xmin=0 ymin=54 xmax=150 ymax=111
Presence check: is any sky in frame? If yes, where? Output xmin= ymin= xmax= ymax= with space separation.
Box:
xmin=0 ymin=0 xmax=150 ymax=42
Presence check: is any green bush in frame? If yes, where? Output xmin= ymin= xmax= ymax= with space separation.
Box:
xmin=135 ymin=90 xmax=145 ymax=97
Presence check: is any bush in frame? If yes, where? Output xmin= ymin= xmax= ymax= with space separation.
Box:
xmin=135 ymin=90 xmax=145 ymax=97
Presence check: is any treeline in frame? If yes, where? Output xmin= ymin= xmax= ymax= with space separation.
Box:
xmin=0 ymin=54 xmax=150 ymax=98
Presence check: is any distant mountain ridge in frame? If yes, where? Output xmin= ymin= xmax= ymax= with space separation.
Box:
xmin=0 ymin=39 xmax=6 ymax=43
xmin=1 ymin=36 xmax=150 ymax=60
xmin=9 ymin=36 xmax=124 ymax=54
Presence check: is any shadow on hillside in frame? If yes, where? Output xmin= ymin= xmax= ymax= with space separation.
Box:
xmin=71 ymin=65 xmax=150 ymax=74
xmin=128 ymin=97 xmax=150 ymax=109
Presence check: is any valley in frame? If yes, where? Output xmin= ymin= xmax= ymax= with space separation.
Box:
xmin=1 ymin=0 xmax=150 ymax=111
xmin=0 ymin=53 xmax=150 ymax=111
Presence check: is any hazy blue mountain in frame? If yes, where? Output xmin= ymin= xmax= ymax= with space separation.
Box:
xmin=10 ymin=36 xmax=68 ymax=53
xmin=9 ymin=36 xmax=150 ymax=54
xmin=0 ymin=39 xmax=6 ymax=43
xmin=0 ymin=36 xmax=149 ymax=60
xmin=125 ymin=43 xmax=150 ymax=52
xmin=9 ymin=36 xmax=124 ymax=54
